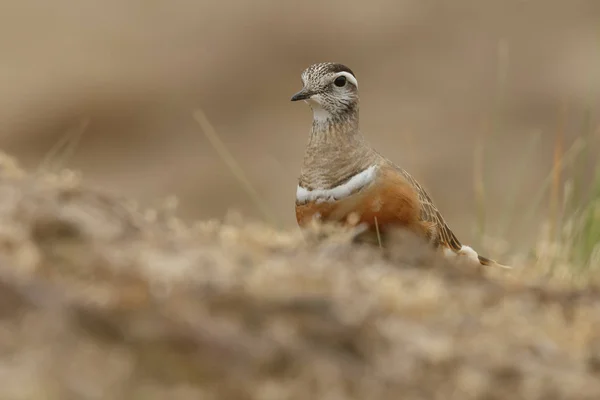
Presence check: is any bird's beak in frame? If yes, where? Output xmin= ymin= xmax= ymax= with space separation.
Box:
xmin=290 ymin=89 xmax=313 ymax=102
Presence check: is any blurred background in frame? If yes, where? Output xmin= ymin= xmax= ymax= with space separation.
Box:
xmin=0 ymin=0 xmax=598 ymax=252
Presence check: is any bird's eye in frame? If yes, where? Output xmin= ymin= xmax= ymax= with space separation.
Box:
xmin=334 ymin=76 xmax=347 ymax=87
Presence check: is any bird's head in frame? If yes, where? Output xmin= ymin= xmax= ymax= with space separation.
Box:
xmin=291 ymin=62 xmax=359 ymax=122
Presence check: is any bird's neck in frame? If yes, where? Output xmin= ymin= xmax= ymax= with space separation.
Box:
xmin=309 ymin=101 xmax=359 ymax=135
xmin=300 ymin=105 xmax=380 ymax=190
xmin=309 ymin=109 xmax=360 ymax=145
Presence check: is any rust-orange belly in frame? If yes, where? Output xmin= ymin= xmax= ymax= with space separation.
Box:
xmin=296 ymin=166 xmax=426 ymax=237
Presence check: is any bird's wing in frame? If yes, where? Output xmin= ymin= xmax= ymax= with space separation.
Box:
xmin=395 ymin=167 xmax=463 ymax=253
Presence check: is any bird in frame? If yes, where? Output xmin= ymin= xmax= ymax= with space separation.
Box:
xmin=291 ymin=62 xmax=509 ymax=269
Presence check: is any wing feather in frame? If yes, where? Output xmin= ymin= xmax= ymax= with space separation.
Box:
xmin=395 ymin=166 xmax=463 ymax=253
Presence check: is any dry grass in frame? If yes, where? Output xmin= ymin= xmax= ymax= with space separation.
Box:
xmin=0 ymin=152 xmax=599 ymax=399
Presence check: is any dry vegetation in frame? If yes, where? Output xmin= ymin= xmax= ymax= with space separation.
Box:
xmin=0 ymin=152 xmax=600 ymax=400
xmin=0 ymin=1 xmax=599 ymax=398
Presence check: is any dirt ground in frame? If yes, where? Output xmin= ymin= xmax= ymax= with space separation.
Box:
xmin=0 ymin=154 xmax=599 ymax=399
xmin=0 ymin=0 xmax=599 ymax=256
xmin=0 ymin=4 xmax=599 ymax=397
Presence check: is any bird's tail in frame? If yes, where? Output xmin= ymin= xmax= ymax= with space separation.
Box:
xmin=446 ymin=245 xmax=512 ymax=269
xmin=477 ymin=254 xmax=512 ymax=269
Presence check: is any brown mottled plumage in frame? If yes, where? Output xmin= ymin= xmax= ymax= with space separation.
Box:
xmin=291 ymin=62 xmax=509 ymax=268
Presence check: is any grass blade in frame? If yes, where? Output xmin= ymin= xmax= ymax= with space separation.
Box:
xmin=193 ymin=109 xmax=278 ymax=226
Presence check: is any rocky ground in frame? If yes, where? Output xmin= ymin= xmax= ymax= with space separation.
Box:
xmin=0 ymin=153 xmax=599 ymax=400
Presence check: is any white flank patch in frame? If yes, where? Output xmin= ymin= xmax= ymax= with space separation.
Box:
xmin=444 ymin=245 xmax=480 ymax=265
xmin=297 ymin=165 xmax=377 ymax=204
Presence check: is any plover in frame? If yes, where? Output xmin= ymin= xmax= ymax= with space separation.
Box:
xmin=291 ymin=62 xmax=508 ymax=268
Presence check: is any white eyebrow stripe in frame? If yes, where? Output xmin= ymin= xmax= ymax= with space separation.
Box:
xmin=296 ymin=165 xmax=377 ymax=204
xmin=334 ymin=71 xmax=358 ymax=88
